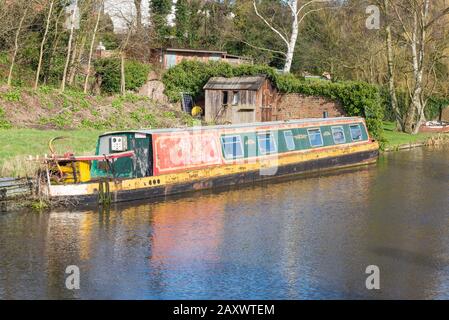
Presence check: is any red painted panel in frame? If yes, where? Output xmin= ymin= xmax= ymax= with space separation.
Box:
xmin=153 ymin=131 xmax=223 ymax=175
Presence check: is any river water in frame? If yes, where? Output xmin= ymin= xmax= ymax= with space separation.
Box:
xmin=0 ymin=147 xmax=448 ymax=300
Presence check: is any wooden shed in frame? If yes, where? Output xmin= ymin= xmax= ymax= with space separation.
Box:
xmin=204 ymin=76 xmax=277 ymax=124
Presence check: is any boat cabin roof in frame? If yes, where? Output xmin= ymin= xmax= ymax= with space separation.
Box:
xmin=100 ymin=117 xmax=364 ymax=137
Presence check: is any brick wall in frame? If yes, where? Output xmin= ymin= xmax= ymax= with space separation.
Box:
xmin=275 ymin=94 xmax=346 ymax=120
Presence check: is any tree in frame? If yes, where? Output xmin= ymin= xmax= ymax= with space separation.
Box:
xmin=253 ymin=0 xmax=333 ymax=73
xmin=134 ymin=0 xmax=143 ymax=31
xmin=61 ymin=0 xmax=78 ymax=92
xmin=7 ymin=1 xmax=30 ymax=87
xmin=381 ymin=0 xmax=401 ymax=131
xmin=84 ymin=0 xmax=103 ymax=93
xmin=35 ymin=0 xmax=55 ymax=90
xmin=150 ymin=0 xmax=172 ymax=45
xmin=175 ymin=0 xmax=189 ymax=44
xmin=391 ymin=0 xmax=449 ymax=133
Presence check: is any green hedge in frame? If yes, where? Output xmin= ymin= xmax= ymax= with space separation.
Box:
xmin=162 ymin=61 xmax=384 ymax=141
xmin=94 ymin=58 xmax=150 ymax=94
xmin=425 ymin=96 xmax=449 ymax=120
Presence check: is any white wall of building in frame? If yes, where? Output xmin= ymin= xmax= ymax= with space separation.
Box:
xmin=105 ymin=0 xmax=151 ymax=33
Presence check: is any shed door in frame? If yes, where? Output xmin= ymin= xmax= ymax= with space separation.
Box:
xmin=261 ymin=107 xmax=272 ymax=122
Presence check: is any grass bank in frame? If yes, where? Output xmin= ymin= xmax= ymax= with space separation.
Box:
xmin=0 ymin=85 xmax=196 ymax=130
xmin=382 ymin=122 xmax=447 ymax=150
xmin=0 ymin=129 xmax=102 ymax=177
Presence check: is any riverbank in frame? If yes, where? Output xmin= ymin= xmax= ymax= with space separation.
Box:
xmin=1 ymin=121 xmax=448 ymax=178
xmin=382 ymin=121 xmax=449 ymax=151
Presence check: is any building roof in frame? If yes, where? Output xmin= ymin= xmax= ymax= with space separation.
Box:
xmin=165 ymin=48 xmax=226 ymax=55
xmin=101 ymin=117 xmax=363 ymax=137
xmin=203 ymin=76 xmax=267 ymax=90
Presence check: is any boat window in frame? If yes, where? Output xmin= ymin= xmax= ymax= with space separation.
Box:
xmin=221 ymin=135 xmax=244 ymax=159
xmin=283 ymin=130 xmax=295 ymax=151
xmin=307 ymin=128 xmax=324 ymax=147
xmin=331 ymin=126 xmax=346 ymax=144
xmin=349 ymin=124 xmax=363 ymax=141
xmin=257 ymin=132 xmax=277 ymax=155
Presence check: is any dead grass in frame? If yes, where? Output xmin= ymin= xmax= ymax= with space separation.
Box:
xmin=426 ymin=133 xmax=449 ymax=147
xmin=0 ymin=155 xmax=42 ymax=178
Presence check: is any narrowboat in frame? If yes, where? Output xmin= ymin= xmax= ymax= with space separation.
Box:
xmin=42 ymin=117 xmax=379 ymax=206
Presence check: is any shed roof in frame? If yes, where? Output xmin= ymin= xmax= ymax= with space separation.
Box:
xmin=203 ymin=76 xmax=267 ymax=90
xmin=165 ymin=48 xmax=226 ymax=55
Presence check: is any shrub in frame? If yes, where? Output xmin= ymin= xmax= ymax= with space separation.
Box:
xmin=1 ymin=88 xmax=22 ymax=102
xmin=94 ymin=58 xmax=150 ymax=94
xmin=425 ymin=96 xmax=449 ymax=121
xmin=162 ymin=61 xmax=385 ymax=141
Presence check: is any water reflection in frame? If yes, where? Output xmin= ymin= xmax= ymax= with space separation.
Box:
xmin=0 ymin=147 xmax=448 ymax=299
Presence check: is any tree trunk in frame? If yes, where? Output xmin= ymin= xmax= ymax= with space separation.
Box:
xmin=119 ymin=23 xmax=133 ymax=96
xmin=134 ymin=0 xmax=142 ymax=31
xmin=404 ymin=18 xmax=419 ymax=134
xmin=283 ymin=12 xmax=298 ymax=74
xmin=68 ymin=34 xmax=86 ymax=85
xmin=412 ymin=0 xmax=429 ymax=134
xmin=84 ymin=0 xmax=102 ymax=94
xmin=61 ymin=2 xmax=77 ymax=92
xmin=383 ymin=0 xmax=402 ymax=131
xmin=404 ymin=0 xmax=429 ymax=134
xmin=7 ymin=6 xmax=29 ymax=87
xmin=34 ymin=0 xmax=54 ymax=90
xmin=120 ymin=53 xmax=126 ymax=96
xmin=44 ymin=9 xmax=64 ymax=84
xmin=253 ymin=0 xmax=318 ymax=74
